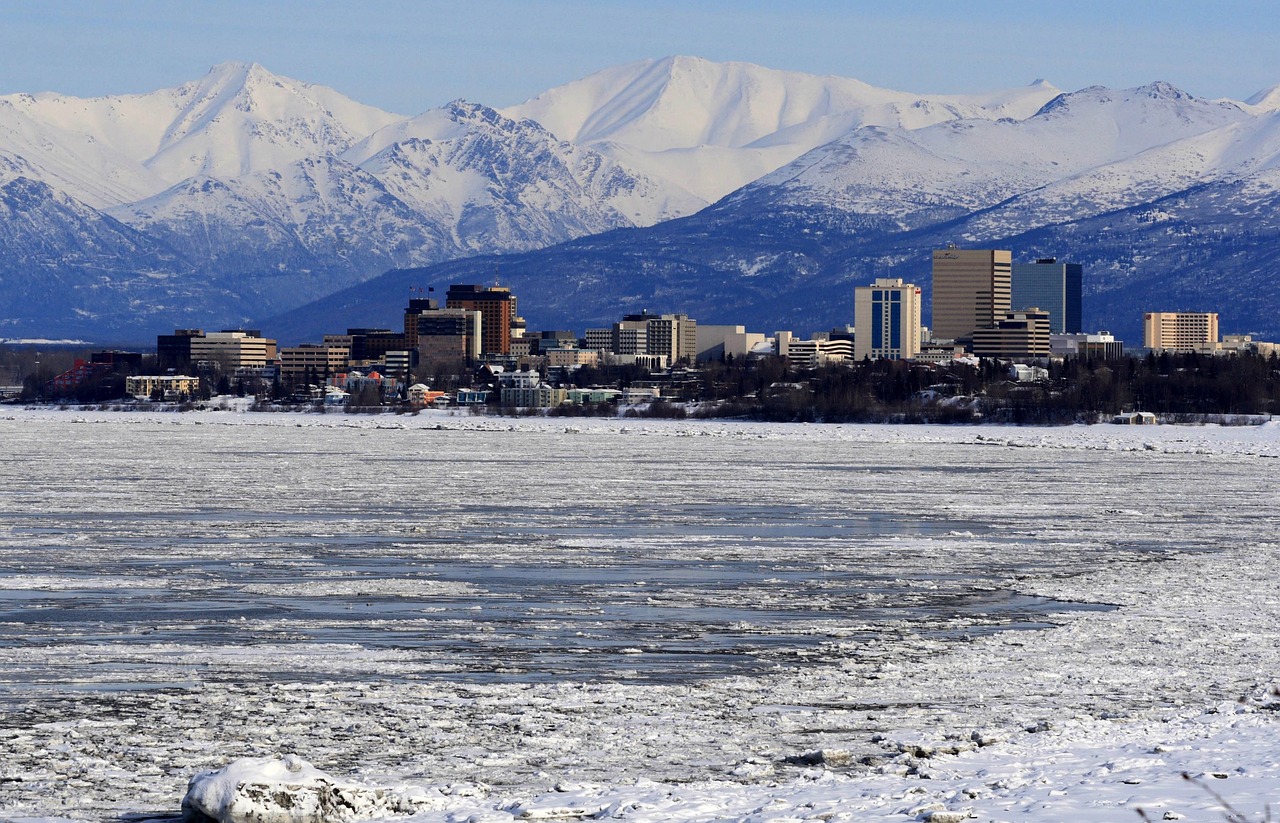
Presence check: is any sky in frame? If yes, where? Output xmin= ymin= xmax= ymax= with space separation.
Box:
xmin=1 ymin=0 xmax=1279 ymax=114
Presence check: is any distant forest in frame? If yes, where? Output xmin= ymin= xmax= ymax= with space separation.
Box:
xmin=553 ymin=351 xmax=1280 ymax=424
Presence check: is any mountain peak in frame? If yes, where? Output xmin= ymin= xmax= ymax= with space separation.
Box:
xmin=1246 ymin=83 xmax=1280 ymax=111
xmin=1135 ymin=80 xmax=1193 ymax=101
xmin=201 ymin=61 xmax=277 ymax=89
xmin=1034 ymin=81 xmax=1202 ymax=118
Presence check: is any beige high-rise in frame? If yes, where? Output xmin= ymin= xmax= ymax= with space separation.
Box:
xmin=1143 ymin=312 xmax=1218 ymax=352
xmin=930 ymin=247 xmax=1012 ymax=343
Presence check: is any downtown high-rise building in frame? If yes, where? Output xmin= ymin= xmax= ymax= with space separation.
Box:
xmin=930 ymin=247 xmax=1011 ymax=343
xmin=853 ymin=278 xmax=922 ymax=360
xmin=1011 ymin=258 xmax=1082 ymax=334
xmin=445 ymin=284 xmax=517 ymax=355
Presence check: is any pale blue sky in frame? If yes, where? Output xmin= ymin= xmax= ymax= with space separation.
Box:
xmin=2 ymin=0 xmax=1278 ymax=114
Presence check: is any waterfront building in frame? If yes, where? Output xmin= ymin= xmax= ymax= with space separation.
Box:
xmin=499 ymin=369 xmax=567 ymax=408
xmin=125 ymin=374 xmax=200 ymax=400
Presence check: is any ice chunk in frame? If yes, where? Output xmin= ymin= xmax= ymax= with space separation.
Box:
xmin=182 ymin=755 xmax=421 ymax=823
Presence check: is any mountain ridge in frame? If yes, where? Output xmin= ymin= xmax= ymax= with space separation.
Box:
xmin=2 ymin=58 xmax=1279 ymax=344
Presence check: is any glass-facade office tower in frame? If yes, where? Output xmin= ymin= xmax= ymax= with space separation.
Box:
xmin=1010 ymin=258 xmax=1082 ymax=334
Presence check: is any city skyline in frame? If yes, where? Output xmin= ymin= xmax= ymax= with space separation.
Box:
xmin=2 ymin=1 xmax=1279 ymax=114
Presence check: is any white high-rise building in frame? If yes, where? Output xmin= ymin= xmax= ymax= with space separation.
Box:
xmin=853 ymin=278 xmax=922 ymax=360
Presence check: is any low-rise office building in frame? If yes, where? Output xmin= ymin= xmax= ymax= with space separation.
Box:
xmin=695 ymin=324 xmax=768 ymax=363
xmin=1050 ymin=332 xmax=1125 ymax=360
xmin=279 ymin=344 xmax=350 ymax=385
xmin=774 ymin=332 xmax=852 ymax=368
xmin=971 ymin=309 xmax=1051 ymax=360
xmin=190 ymin=330 xmax=276 ymax=371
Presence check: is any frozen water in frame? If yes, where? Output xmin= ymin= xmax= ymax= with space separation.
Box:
xmin=0 ymin=409 xmax=1278 ymax=821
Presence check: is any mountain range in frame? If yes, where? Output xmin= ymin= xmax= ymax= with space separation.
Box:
xmin=2 ymin=57 xmax=1280 ymax=345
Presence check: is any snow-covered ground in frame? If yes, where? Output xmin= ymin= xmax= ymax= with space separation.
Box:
xmin=0 ymin=408 xmax=1277 ymax=822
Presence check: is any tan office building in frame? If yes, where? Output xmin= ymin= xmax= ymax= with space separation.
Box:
xmin=187 ymin=330 xmax=276 ymax=371
xmin=1143 ymin=312 xmax=1219 ymax=352
xmin=931 ymin=247 xmax=1012 ymax=343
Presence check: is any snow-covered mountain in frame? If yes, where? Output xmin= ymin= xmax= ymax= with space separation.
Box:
xmin=505 ymin=55 xmax=1063 ymax=203
xmin=0 ymin=62 xmax=401 ymax=209
xmin=726 ymin=81 xmax=1253 ymax=230
xmin=289 ymin=77 xmax=1280 ymax=347
xmin=5 ymin=57 xmax=1280 ymax=342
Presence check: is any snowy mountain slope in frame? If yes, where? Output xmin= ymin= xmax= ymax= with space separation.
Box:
xmin=0 ymin=177 xmax=197 ymax=339
xmin=109 ymin=98 xmax=701 ymax=304
xmin=1245 ymin=83 xmax=1280 ymax=111
xmin=504 ymin=56 xmax=1063 ymax=202
xmin=109 ymin=155 xmax=452 ymax=302
xmin=727 ymin=82 xmax=1254 ymax=231
xmin=0 ymin=97 xmax=168 ymax=207
xmin=0 ymin=62 xmax=401 ymax=208
xmin=962 ymin=107 xmax=1280 ymax=238
xmin=143 ymin=62 xmax=402 ymax=183
xmin=349 ymin=100 xmax=703 ymax=233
